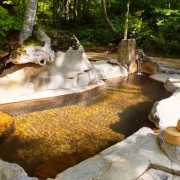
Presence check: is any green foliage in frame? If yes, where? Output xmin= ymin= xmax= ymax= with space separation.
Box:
xmin=111 ymin=15 xmax=125 ymax=39
xmin=127 ymin=4 xmax=180 ymax=57
xmin=76 ymin=10 xmax=117 ymax=47
xmin=36 ymin=1 xmax=53 ymax=24
xmin=0 ymin=4 xmax=24 ymax=40
xmin=0 ymin=0 xmax=180 ymax=57
xmin=77 ymin=27 xmax=115 ymax=47
xmin=128 ymin=11 xmax=144 ymax=38
xmin=0 ymin=6 xmax=13 ymax=37
xmin=155 ymin=8 xmax=180 ymax=54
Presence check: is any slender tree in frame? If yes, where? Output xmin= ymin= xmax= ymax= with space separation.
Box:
xmin=19 ymin=0 xmax=38 ymax=44
xmin=124 ymin=0 xmax=130 ymax=40
xmin=101 ymin=0 xmax=119 ymax=39
xmin=52 ymin=0 xmax=61 ymax=28
xmin=64 ymin=0 xmax=71 ymax=20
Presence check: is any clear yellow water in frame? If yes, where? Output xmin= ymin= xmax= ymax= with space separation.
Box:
xmin=0 ymin=74 xmax=170 ymax=179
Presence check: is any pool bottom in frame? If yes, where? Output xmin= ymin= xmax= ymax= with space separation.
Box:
xmin=0 ymin=74 xmax=170 ymax=179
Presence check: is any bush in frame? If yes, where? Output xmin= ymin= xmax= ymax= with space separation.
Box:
xmin=0 ymin=5 xmax=23 ymax=40
xmin=77 ymin=27 xmax=116 ymax=47
xmin=128 ymin=7 xmax=180 ymax=57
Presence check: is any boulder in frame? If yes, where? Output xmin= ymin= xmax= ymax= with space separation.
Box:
xmin=0 ymin=46 xmax=101 ymax=104
xmin=118 ymin=39 xmax=136 ymax=74
xmin=164 ymin=77 xmax=180 ymax=93
xmin=142 ymin=61 xmax=158 ymax=74
xmin=53 ymin=46 xmax=91 ymax=78
xmin=149 ymin=92 xmax=180 ymax=129
xmin=11 ymin=44 xmax=55 ymax=66
xmin=9 ymin=27 xmax=55 ymax=66
xmin=92 ymin=60 xmax=128 ymax=79
xmin=77 ymin=68 xmax=99 ymax=87
xmin=128 ymin=60 xmax=137 ymax=74
xmin=0 ymin=159 xmax=37 ymax=180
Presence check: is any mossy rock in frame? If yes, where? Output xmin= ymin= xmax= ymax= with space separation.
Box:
xmin=47 ymin=30 xmax=81 ymax=52
xmin=16 ymin=36 xmax=43 ymax=54
xmin=9 ymin=35 xmax=44 ymax=63
xmin=0 ymin=111 xmax=15 ymax=143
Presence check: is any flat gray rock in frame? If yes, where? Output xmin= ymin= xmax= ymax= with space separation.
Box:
xmin=150 ymin=73 xmax=180 ymax=83
xmin=164 ymin=77 xmax=180 ymax=92
xmin=92 ymin=60 xmax=128 ymax=79
xmin=138 ymin=168 xmax=180 ymax=180
xmin=48 ymin=127 xmax=180 ymax=180
xmin=0 ymin=159 xmax=37 ymax=180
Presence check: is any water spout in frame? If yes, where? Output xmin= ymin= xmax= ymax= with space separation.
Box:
xmin=137 ymin=59 xmax=142 ymax=75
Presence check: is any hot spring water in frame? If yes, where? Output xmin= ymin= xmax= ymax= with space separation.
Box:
xmin=0 ymin=74 xmax=170 ymax=180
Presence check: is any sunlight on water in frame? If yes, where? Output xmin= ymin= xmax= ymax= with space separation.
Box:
xmin=0 ymin=74 xmax=170 ymax=179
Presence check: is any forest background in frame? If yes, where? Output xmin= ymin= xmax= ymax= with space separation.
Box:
xmin=0 ymin=0 xmax=179 ymax=58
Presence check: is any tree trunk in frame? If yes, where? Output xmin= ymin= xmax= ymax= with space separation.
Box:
xmin=124 ymin=0 xmax=130 ymax=40
xmin=101 ymin=0 xmax=119 ymax=39
xmin=77 ymin=0 xmax=82 ymax=21
xmin=52 ymin=0 xmax=61 ymax=28
xmin=65 ymin=0 xmax=71 ymax=20
xmin=19 ymin=0 xmax=38 ymax=44
xmin=13 ymin=27 xmax=54 ymax=66
xmin=82 ymin=0 xmax=91 ymax=21
xmin=73 ymin=0 xmax=77 ymax=20
xmin=61 ymin=0 xmax=70 ymax=20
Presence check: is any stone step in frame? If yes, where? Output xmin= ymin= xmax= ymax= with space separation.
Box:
xmin=158 ymin=63 xmax=180 ymax=74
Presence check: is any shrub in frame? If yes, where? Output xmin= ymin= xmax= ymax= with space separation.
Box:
xmin=0 ymin=5 xmax=23 ymax=40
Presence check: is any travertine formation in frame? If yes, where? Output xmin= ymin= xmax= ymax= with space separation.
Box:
xmin=0 ymin=47 xmax=128 ymax=104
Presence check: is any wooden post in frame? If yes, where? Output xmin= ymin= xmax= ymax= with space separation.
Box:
xmin=118 ymin=39 xmax=136 ymax=73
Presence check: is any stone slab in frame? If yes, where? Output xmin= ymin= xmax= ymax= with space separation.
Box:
xmin=150 ymin=73 xmax=180 ymax=83
xmin=164 ymin=77 xmax=180 ymax=92
xmin=48 ymin=127 xmax=180 ymax=180
xmin=0 ymin=159 xmax=37 ymax=180
xmin=92 ymin=60 xmax=128 ymax=79
xmin=138 ymin=168 xmax=180 ymax=180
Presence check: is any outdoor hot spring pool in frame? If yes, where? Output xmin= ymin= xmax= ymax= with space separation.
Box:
xmin=0 ymin=74 xmax=170 ymax=180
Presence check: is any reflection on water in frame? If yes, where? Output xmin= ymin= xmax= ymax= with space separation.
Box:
xmin=0 ymin=74 xmax=170 ymax=179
